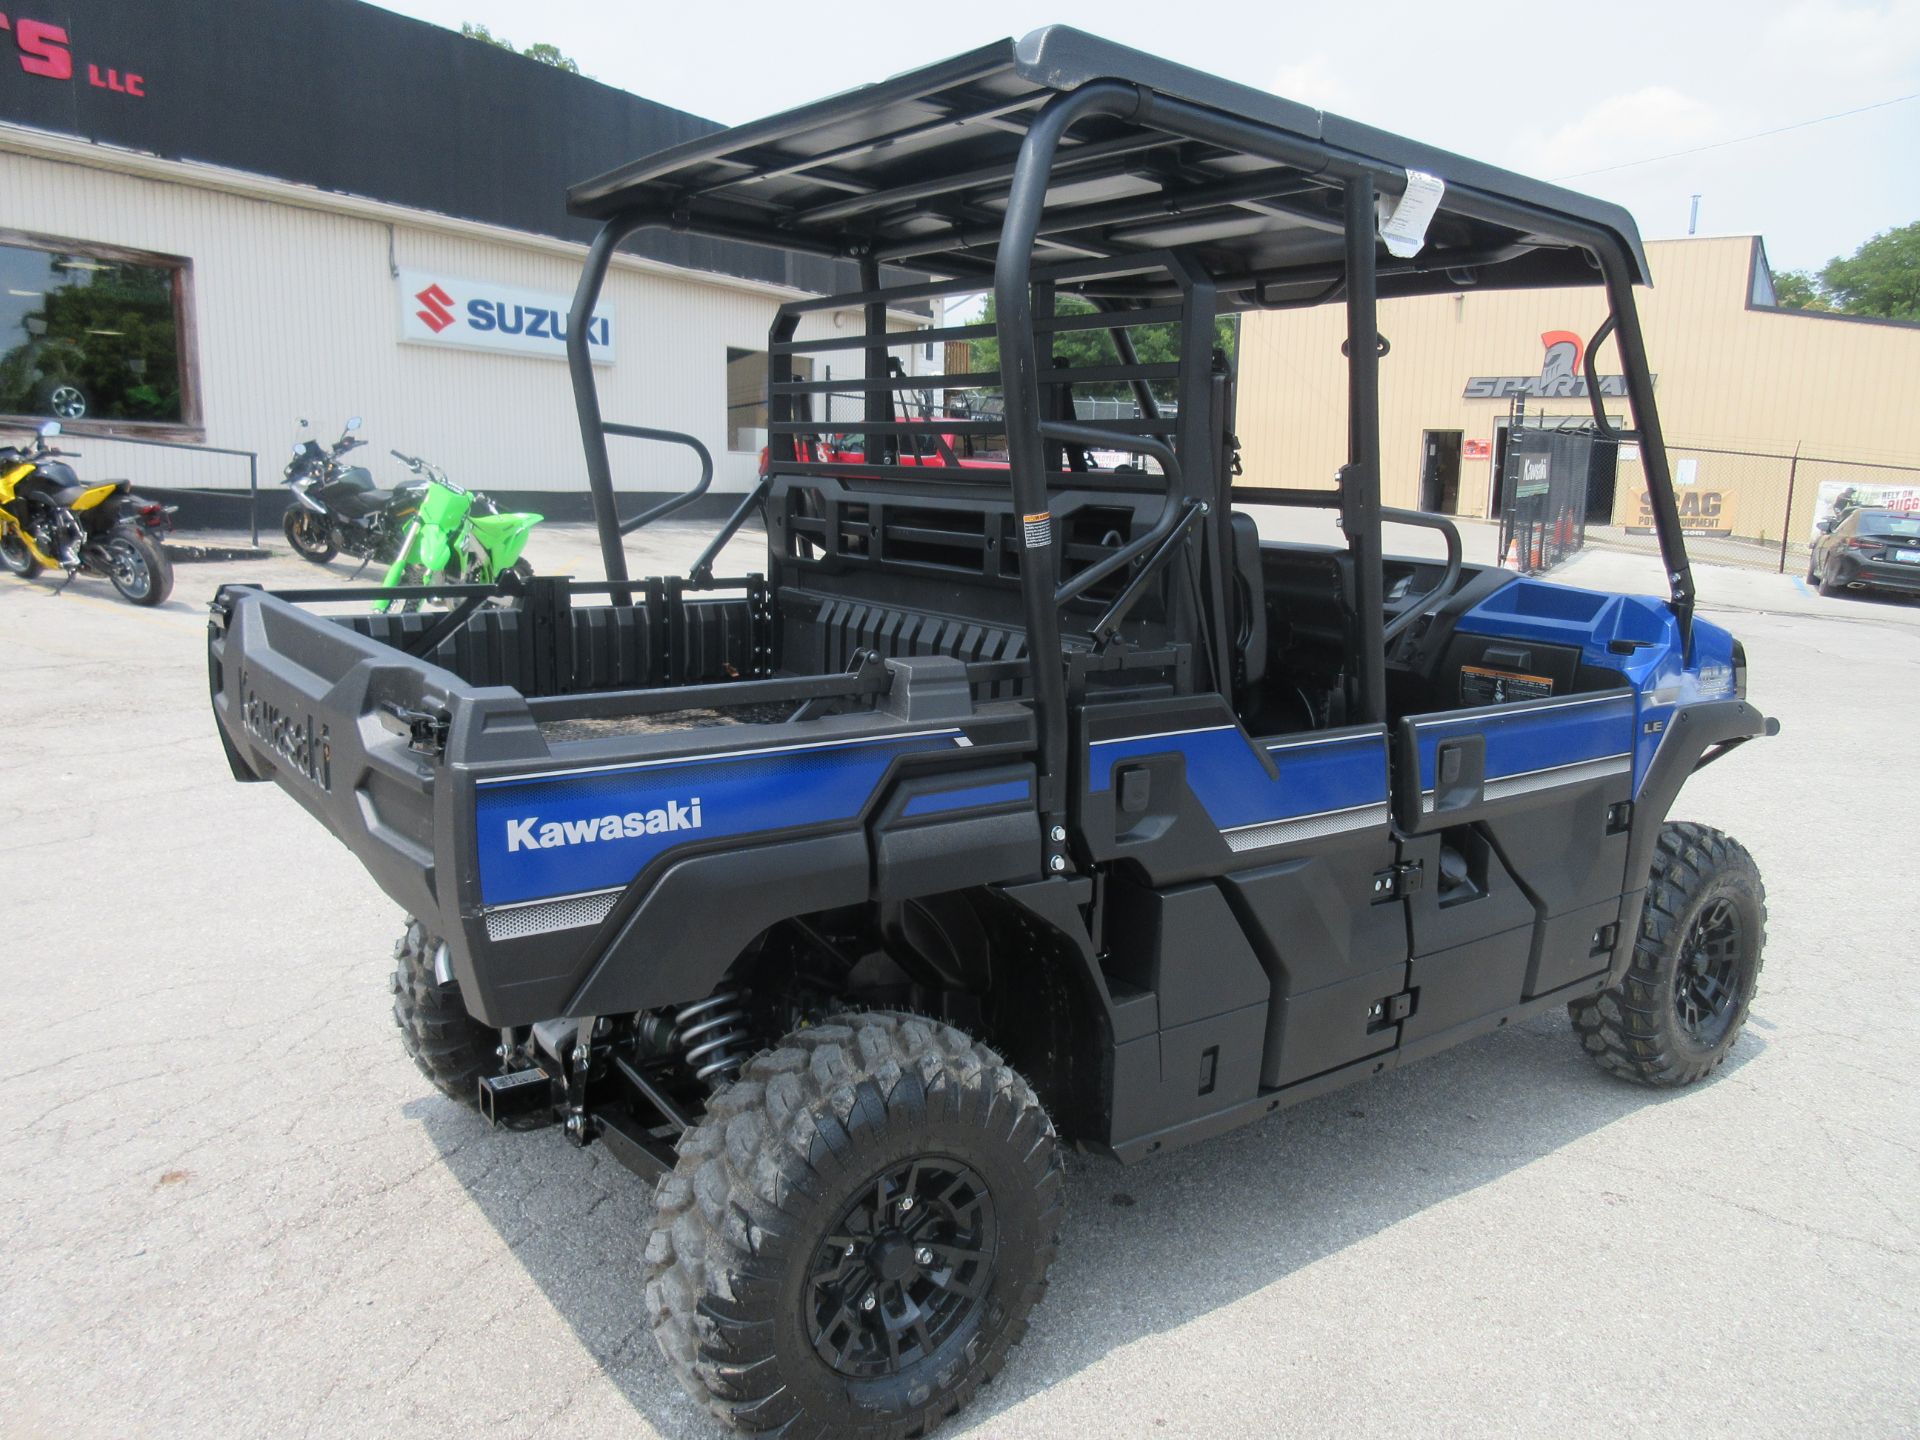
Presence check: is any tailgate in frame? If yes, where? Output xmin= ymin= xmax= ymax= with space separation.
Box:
xmin=208 ymin=589 xmax=545 ymax=930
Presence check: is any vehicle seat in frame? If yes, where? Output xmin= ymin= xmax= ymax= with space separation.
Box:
xmin=1230 ymin=510 xmax=1268 ymax=689
xmin=329 ymin=487 xmax=394 ymax=518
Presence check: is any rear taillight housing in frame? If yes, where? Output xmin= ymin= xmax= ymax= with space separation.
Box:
xmin=1847 ymin=535 xmax=1882 ymax=550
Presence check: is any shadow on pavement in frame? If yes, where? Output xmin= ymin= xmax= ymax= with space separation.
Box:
xmin=411 ymin=1009 xmax=1765 ymax=1438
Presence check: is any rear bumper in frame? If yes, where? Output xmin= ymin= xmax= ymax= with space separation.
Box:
xmin=1830 ymin=557 xmax=1920 ymax=595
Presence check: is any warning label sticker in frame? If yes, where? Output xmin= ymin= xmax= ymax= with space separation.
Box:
xmin=1022 ymin=511 xmax=1053 ymax=548
xmin=1459 ymin=664 xmax=1554 ymax=706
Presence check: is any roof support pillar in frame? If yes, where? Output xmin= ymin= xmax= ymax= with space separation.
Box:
xmin=995 ymin=79 xmax=1141 ymax=861
xmin=1342 ymin=180 xmax=1387 ymax=727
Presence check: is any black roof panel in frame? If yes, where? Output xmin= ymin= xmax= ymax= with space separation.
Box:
xmin=567 ymin=26 xmax=1649 ymax=304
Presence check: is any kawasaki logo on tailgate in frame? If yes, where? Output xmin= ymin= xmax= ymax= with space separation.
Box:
xmin=240 ymin=670 xmax=331 ymax=793
xmin=470 ymin=730 xmax=968 ymax=909
xmin=506 ymin=799 xmax=702 ymax=851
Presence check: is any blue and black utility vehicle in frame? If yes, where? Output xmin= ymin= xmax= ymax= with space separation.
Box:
xmin=208 ymin=29 xmax=1776 ymax=1437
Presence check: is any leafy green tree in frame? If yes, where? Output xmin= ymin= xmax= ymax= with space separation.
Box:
xmin=460 ymin=22 xmax=581 ymax=74
xmin=968 ymin=293 xmax=1238 ymax=401
xmin=1819 ymin=221 xmax=1920 ymax=321
xmin=1771 ymin=268 xmax=1830 ymax=311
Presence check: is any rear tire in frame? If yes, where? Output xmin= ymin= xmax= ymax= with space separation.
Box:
xmin=645 ymin=1011 xmax=1063 ymax=1437
xmin=106 ymin=530 xmax=171 ymax=605
xmin=1570 ymin=823 xmax=1766 ymax=1087
xmin=0 ymin=529 xmax=42 ymax=579
xmin=283 ymin=507 xmax=337 ymax=563
xmin=390 ymin=918 xmax=497 ymax=1107
xmin=1816 ymin=562 xmax=1844 ymax=597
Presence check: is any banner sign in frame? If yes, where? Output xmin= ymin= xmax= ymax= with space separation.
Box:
xmin=397 ymin=269 xmax=613 ymax=365
xmin=1810 ymin=480 xmax=1920 ymax=541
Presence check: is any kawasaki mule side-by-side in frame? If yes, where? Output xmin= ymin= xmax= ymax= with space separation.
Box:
xmin=208 ymin=29 xmax=1776 ymax=1437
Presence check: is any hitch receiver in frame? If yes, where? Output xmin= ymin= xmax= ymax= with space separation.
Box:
xmin=478 ymin=1067 xmax=554 ymax=1126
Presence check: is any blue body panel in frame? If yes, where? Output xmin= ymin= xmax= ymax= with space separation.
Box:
xmin=1453 ymin=578 xmax=1738 ymax=793
xmin=474 ymin=730 xmax=964 ymax=906
xmin=1409 ymin=691 xmax=1637 ymax=793
xmin=1089 ymin=724 xmax=1389 ymax=839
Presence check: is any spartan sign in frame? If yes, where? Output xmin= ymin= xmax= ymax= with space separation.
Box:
xmin=1463 ymin=330 xmax=1632 ymax=399
xmin=1537 ymin=330 xmax=1584 ymax=388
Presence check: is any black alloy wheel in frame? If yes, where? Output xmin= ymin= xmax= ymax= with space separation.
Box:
xmin=644 ymin=1011 xmax=1062 ymax=1437
xmin=1673 ymin=896 xmax=1744 ymax=1045
xmin=105 ymin=531 xmax=171 ymax=605
xmin=283 ymin=506 xmax=338 ymax=563
xmin=805 ymin=1156 xmax=998 ymax=1378
xmin=1570 ymin=822 xmax=1766 ymax=1087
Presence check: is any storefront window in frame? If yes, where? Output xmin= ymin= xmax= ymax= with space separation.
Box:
xmin=0 ymin=239 xmax=189 ymax=426
xmin=726 ymin=346 xmax=813 ymax=452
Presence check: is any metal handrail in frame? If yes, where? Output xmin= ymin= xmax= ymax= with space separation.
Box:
xmin=1042 ymin=420 xmax=1191 ymax=607
xmin=5 ymin=428 xmax=263 ymax=544
xmin=605 ymin=422 xmax=715 ymax=534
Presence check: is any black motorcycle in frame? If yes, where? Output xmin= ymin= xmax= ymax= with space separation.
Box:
xmin=0 ymin=420 xmax=176 ymax=605
xmin=280 ymin=416 xmax=427 ymax=566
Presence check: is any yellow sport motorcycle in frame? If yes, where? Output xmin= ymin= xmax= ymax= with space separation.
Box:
xmin=0 ymin=421 xmax=176 ymax=606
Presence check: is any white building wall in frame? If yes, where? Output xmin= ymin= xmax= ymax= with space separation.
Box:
xmin=0 ymin=143 xmax=932 ymax=502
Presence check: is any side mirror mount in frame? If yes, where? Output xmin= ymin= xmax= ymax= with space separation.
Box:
xmin=38 ymin=420 xmax=60 ymax=438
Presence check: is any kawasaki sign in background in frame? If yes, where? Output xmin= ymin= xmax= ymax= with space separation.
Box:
xmin=398 ymin=270 xmax=613 ymax=365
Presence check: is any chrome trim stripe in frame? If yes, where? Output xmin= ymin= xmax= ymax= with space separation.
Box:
xmin=1088 ymin=723 xmax=1237 ymax=748
xmin=483 ymin=888 xmax=622 ymax=941
xmin=486 ymin=884 xmax=626 ymax=912
xmin=1222 ymin=801 xmax=1392 ymax=852
xmin=1263 ymin=729 xmax=1385 ymax=754
xmin=1419 ymin=752 xmax=1633 ymax=812
xmin=477 ymin=727 xmax=965 ymax=786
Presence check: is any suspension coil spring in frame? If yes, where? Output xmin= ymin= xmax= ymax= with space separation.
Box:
xmin=673 ymin=987 xmax=752 ymax=1085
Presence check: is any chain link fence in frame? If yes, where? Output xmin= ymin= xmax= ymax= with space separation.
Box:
xmin=1589 ymin=442 xmax=1920 ymax=574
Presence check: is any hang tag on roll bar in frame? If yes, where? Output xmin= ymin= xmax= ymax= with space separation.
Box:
xmin=1378 ymin=170 xmax=1444 ymax=258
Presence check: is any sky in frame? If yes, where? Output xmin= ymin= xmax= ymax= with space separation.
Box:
xmin=377 ymin=0 xmax=1920 ymax=275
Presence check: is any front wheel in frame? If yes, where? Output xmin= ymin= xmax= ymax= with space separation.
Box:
xmin=105 ymin=530 xmax=172 ymax=605
xmin=283 ymin=506 xmax=337 ymax=563
xmin=1570 ymin=823 xmax=1766 ymax=1087
xmin=0 ymin=529 xmax=42 ymax=579
xmin=646 ymin=1011 xmax=1063 ymax=1437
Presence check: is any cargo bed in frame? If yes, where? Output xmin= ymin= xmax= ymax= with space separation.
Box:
xmin=209 ymin=575 xmax=1042 ymax=1027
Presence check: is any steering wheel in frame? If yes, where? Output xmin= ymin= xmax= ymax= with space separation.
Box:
xmin=1380 ymin=507 xmax=1464 ymax=647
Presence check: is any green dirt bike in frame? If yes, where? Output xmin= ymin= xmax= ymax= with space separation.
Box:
xmin=373 ymin=451 xmax=541 ymax=613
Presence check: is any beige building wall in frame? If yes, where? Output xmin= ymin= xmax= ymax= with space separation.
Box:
xmin=0 ymin=135 xmax=932 ymax=502
xmin=1236 ymin=235 xmax=1920 ymax=542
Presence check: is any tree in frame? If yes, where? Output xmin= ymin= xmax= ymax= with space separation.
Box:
xmin=968 ymin=293 xmax=1239 ymax=401
xmin=460 ymin=22 xmax=581 ymax=74
xmin=1771 ymin=268 xmax=1830 ymax=311
xmin=1819 ymin=221 xmax=1920 ymax=321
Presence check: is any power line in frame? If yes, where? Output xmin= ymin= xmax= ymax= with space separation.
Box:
xmin=1555 ymin=91 xmax=1920 ymax=180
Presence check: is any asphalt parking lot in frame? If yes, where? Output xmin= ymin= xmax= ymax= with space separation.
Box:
xmin=3 ymin=521 xmax=1917 ymax=1438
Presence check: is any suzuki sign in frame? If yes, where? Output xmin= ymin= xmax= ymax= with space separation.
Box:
xmin=396 ymin=270 xmax=613 ymax=364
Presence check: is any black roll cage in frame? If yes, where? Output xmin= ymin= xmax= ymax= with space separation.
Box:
xmin=560 ymin=31 xmax=1696 ymax=874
